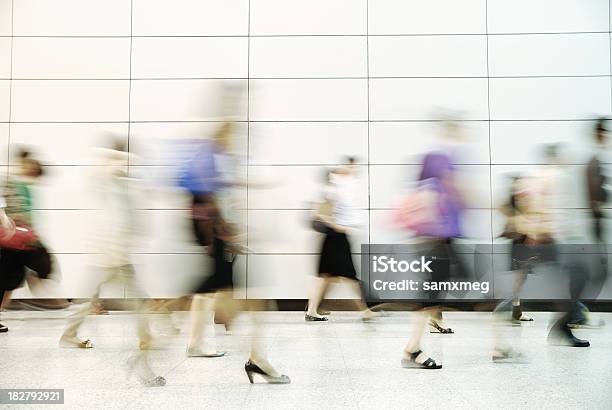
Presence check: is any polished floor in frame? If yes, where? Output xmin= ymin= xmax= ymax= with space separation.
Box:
xmin=0 ymin=308 xmax=611 ymax=409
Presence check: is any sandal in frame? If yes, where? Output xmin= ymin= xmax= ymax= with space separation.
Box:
xmin=429 ymin=320 xmax=454 ymax=334
xmin=401 ymin=350 xmax=442 ymax=369
xmin=59 ymin=337 xmax=93 ymax=349
xmin=186 ymin=346 xmax=226 ymax=358
xmin=305 ymin=314 xmax=328 ymax=322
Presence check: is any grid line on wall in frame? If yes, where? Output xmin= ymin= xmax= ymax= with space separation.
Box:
xmin=5 ymin=75 xmax=611 ymax=81
xmin=485 ymin=0 xmax=495 ymax=294
xmin=365 ymin=0 xmax=371 ymax=294
xmin=5 ymin=0 xmax=13 ymax=176
xmin=609 ymin=0 xmax=612 ymax=115
xmin=246 ymin=0 xmax=251 ymax=298
xmin=3 ymin=31 xmax=612 ymax=38
xmin=126 ymin=0 xmax=133 ymax=165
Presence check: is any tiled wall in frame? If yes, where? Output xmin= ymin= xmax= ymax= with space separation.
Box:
xmin=2 ymin=0 xmax=611 ymax=299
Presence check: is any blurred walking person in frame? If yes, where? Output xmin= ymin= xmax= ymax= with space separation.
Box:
xmin=306 ymin=157 xmax=376 ymax=322
xmin=58 ymin=139 xmax=165 ymax=386
xmin=547 ymin=119 xmax=610 ymax=345
xmin=182 ymin=122 xmax=290 ymax=384
xmin=0 ymin=153 xmax=53 ymax=332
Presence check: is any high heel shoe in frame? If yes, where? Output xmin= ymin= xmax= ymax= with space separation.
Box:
xmin=244 ymin=360 xmax=290 ymax=384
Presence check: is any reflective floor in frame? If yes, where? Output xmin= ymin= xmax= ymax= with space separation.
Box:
xmin=0 ymin=309 xmax=611 ymax=409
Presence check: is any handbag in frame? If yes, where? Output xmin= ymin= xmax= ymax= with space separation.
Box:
xmin=0 ymin=219 xmax=38 ymax=250
xmin=391 ymin=179 xmax=445 ymax=236
xmin=311 ymin=200 xmax=333 ymax=233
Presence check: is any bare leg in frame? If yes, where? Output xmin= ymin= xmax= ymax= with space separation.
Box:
xmin=306 ymin=276 xmax=330 ymax=317
xmin=511 ymin=271 xmax=530 ymax=321
xmin=187 ymin=293 xmax=221 ymax=355
xmin=345 ymin=279 xmax=377 ymax=319
xmin=247 ymin=299 xmax=281 ymax=377
xmin=404 ymin=310 xmax=427 ymax=354
xmin=1 ymin=290 xmax=12 ymax=310
xmin=59 ymin=266 xmax=118 ymax=347
xmin=400 ymin=309 xmax=441 ymax=368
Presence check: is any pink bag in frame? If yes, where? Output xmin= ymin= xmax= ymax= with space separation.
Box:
xmin=0 ymin=221 xmax=38 ymax=250
xmin=393 ymin=188 xmax=440 ymax=231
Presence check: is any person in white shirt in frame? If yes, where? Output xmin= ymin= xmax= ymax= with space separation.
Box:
xmin=305 ymin=157 xmax=376 ymax=321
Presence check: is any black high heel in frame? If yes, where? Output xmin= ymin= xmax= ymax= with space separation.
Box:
xmin=244 ymin=360 xmax=290 ymax=384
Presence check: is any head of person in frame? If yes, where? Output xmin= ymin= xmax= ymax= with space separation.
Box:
xmin=595 ymin=117 xmax=608 ymax=147
xmin=21 ymin=158 xmax=44 ymax=179
xmin=213 ymin=122 xmax=233 ymax=152
xmin=543 ymin=143 xmax=562 ymax=165
xmin=334 ymin=156 xmax=357 ymax=176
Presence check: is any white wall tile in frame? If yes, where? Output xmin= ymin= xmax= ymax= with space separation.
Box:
xmin=132 ymin=37 xmax=248 ymax=79
xmin=132 ymin=253 xmax=210 ymax=297
xmin=369 ymin=0 xmax=486 ymax=35
xmin=0 ymin=0 xmax=11 ymax=36
xmin=248 ymin=210 xmax=369 ymax=254
xmin=369 ymin=35 xmax=487 ymax=77
xmin=250 ymin=79 xmax=367 ymax=121
xmin=11 ymin=80 xmax=130 ymax=122
xmin=490 ymin=120 xmax=599 ymax=165
xmin=370 ymin=121 xmax=490 ymax=165
xmin=247 ymin=254 xmax=363 ymax=299
xmin=9 ymin=123 xmax=128 ymax=165
xmin=250 ymin=36 xmax=366 ymax=78
xmin=370 ymin=78 xmax=489 ymax=120
xmin=132 ymin=0 xmax=248 ymax=36
xmin=250 ymin=0 xmax=366 ymax=35
xmin=13 ymin=0 xmax=131 ymax=36
xmin=488 ymin=0 xmax=608 ymax=34
xmin=248 ymin=165 xmax=369 ymax=210
xmin=247 ymin=255 xmax=316 ymax=299
xmin=12 ymin=38 xmax=130 ymax=79
xmin=0 ymin=80 xmax=8 ymax=122
xmin=249 ymin=122 xmax=368 ymax=165
xmin=130 ymin=79 xmax=248 ymax=121
xmin=489 ymin=77 xmax=612 ymax=120
xmin=488 ymin=33 xmax=610 ymax=77
xmin=0 ymin=37 xmax=10 ymax=79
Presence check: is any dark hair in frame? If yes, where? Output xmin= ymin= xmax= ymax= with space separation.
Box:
xmin=595 ymin=117 xmax=608 ymax=143
xmin=345 ymin=156 xmax=356 ymax=165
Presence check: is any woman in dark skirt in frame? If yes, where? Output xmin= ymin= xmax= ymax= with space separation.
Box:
xmin=305 ymin=158 xmax=375 ymax=322
xmin=0 ymin=158 xmax=52 ymax=333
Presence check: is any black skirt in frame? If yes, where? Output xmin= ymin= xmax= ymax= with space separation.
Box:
xmin=511 ymin=238 xmax=557 ymax=274
xmin=193 ymin=237 xmax=234 ymax=294
xmin=0 ymin=246 xmax=52 ymax=291
xmin=317 ymin=229 xmax=357 ymax=279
